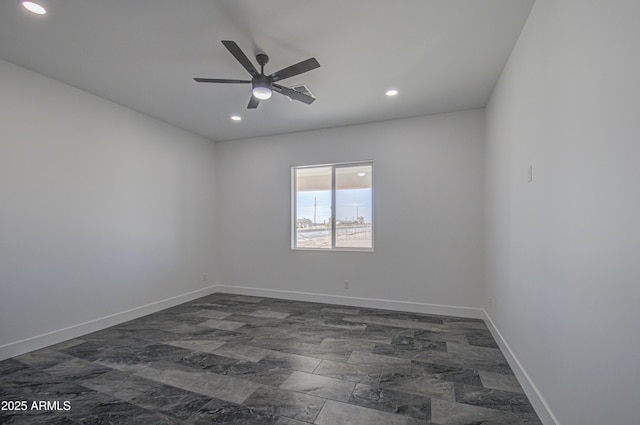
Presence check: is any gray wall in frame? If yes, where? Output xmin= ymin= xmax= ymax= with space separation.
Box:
xmin=0 ymin=60 xmax=218 ymax=358
xmin=485 ymin=0 xmax=640 ymax=424
xmin=215 ymin=110 xmax=486 ymax=313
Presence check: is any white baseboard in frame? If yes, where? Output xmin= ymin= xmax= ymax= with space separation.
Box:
xmin=482 ymin=309 xmax=560 ymax=425
xmin=216 ymin=284 xmax=484 ymax=319
xmin=0 ymin=285 xmax=218 ymax=361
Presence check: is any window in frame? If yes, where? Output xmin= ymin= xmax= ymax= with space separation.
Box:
xmin=293 ymin=162 xmax=373 ymax=250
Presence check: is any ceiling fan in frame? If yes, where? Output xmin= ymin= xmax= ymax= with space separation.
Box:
xmin=194 ymin=40 xmax=320 ymax=109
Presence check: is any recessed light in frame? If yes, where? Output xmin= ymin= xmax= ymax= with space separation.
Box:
xmin=357 ymin=172 xmax=366 ymax=177
xmin=20 ymin=1 xmax=47 ymax=15
xmin=386 ymin=89 xmax=398 ymax=97
xmin=230 ymin=115 xmax=242 ymax=121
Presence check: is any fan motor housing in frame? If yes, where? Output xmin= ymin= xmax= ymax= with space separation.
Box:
xmin=252 ymin=75 xmax=271 ymax=89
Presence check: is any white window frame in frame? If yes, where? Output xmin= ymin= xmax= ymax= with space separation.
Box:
xmin=292 ymin=161 xmax=374 ymax=252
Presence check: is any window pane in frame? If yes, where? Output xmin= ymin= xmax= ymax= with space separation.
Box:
xmin=335 ymin=165 xmax=373 ymax=248
xmin=295 ymin=166 xmax=332 ymax=249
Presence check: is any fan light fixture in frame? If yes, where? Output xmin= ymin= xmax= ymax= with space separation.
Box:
xmin=252 ymin=80 xmax=272 ymax=100
xmin=20 ymin=0 xmax=46 ymax=14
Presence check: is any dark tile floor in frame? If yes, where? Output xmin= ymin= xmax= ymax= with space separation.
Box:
xmin=0 ymin=293 xmax=542 ymax=424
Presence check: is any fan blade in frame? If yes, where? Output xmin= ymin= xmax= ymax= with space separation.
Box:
xmin=222 ymin=40 xmax=259 ymax=77
xmin=273 ymin=84 xmax=316 ymax=104
xmin=247 ymin=95 xmax=260 ymax=109
xmin=194 ymin=78 xmax=251 ymax=83
xmin=269 ymin=58 xmax=320 ymax=82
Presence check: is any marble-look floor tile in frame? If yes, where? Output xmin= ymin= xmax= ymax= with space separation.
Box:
xmin=312 ymin=359 xmax=389 ymax=386
xmin=200 ymin=329 xmax=255 ymax=343
xmin=199 ymin=318 xmax=246 ymax=331
xmin=281 ymin=371 xmax=355 ymax=402
xmin=0 ymin=412 xmax=83 ymax=425
xmin=225 ymin=360 xmax=293 ymax=386
xmin=391 ymin=334 xmax=447 ymax=350
xmin=317 ymin=318 xmax=368 ymax=331
xmin=0 ymin=368 xmax=71 ymax=393
xmin=362 ymin=324 xmax=415 ymax=339
xmin=378 ymin=370 xmax=456 ymax=401
xmin=314 ymin=400 xmax=422 ymax=425
xmin=80 ymin=369 xmax=159 ymax=401
xmin=0 ymin=358 xmax=30 ymax=376
xmin=93 ymin=343 xmax=193 ymax=370
xmin=134 ymin=364 xmax=260 ymax=404
xmin=431 ymin=398 xmax=529 ymax=425
xmin=364 ymin=310 xmax=444 ymax=325
xmin=43 ymin=357 xmax=112 ymax=382
xmin=176 ymin=351 xmax=240 ymax=373
xmin=412 ymin=329 xmax=469 ymax=345
xmin=372 ymin=338 xmax=446 ymax=362
xmin=247 ymin=336 xmax=304 ymax=351
xmin=129 ymin=385 xmax=213 ymax=421
xmin=445 ymin=342 xmax=506 ymax=362
xmin=439 ymin=318 xmax=488 ymax=330
xmin=431 ymin=348 xmax=514 ymax=375
xmin=347 ymin=350 xmax=411 ymax=366
xmin=467 ymin=331 xmax=500 ymax=348
xmin=69 ymin=398 xmax=179 ymax=425
xmin=1 ymin=381 xmax=107 ymax=422
xmin=47 ymin=338 xmax=86 ymax=351
xmin=231 ymin=295 xmax=264 ymax=303
xmin=290 ymin=328 xmax=339 ymax=345
xmin=291 ymin=342 xmax=353 ymax=363
xmin=411 ymin=361 xmax=483 ymax=386
xmin=188 ymin=397 xmax=278 ymax=425
xmin=225 ymin=314 xmax=288 ymax=327
xmin=213 ymin=343 xmax=271 ymax=363
xmin=14 ymin=348 xmax=76 ymax=368
xmin=248 ymin=309 xmax=291 ymax=319
xmin=164 ymin=339 xmax=227 ymax=353
xmin=319 ymin=337 xmax=376 ymax=351
xmin=191 ymin=309 xmax=232 ymax=319
xmin=453 ymin=382 xmax=539 ymax=420
xmin=479 ymin=370 xmax=524 ymax=394
xmin=259 ymin=350 xmax=322 ymax=373
xmin=242 ymin=386 xmax=325 ymax=423
xmin=275 ymin=416 xmax=311 ymax=425
xmin=342 ymin=315 xmax=434 ymax=331
xmin=349 ymin=383 xmax=432 ymax=421
xmin=242 ymin=324 xmax=299 ymax=338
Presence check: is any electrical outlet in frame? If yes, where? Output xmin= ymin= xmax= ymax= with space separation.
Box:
xmin=202 ymin=274 xmax=207 ymax=282
xmin=343 ymin=280 xmax=349 ymax=289
xmin=527 ymin=165 xmax=533 ymax=183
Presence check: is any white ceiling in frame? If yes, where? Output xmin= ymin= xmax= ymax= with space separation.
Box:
xmin=0 ymin=0 xmax=534 ymax=142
